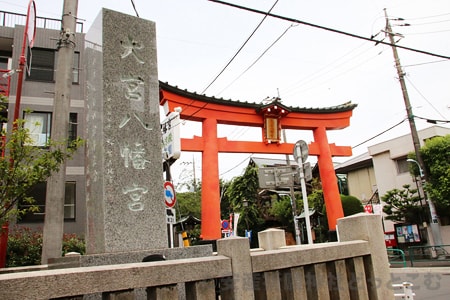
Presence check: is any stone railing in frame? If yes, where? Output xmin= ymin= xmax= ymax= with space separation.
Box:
xmin=0 ymin=214 xmax=394 ymax=299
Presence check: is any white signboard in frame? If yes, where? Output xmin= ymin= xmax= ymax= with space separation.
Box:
xmin=166 ymin=208 xmax=176 ymax=224
xmin=161 ymin=108 xmax=181 ymax=161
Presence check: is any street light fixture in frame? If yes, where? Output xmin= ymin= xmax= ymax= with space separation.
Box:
xmin=406 ymin=158 xmax=442 ymax=245
xmin=406 ymin=159 xmax=423 ymax=178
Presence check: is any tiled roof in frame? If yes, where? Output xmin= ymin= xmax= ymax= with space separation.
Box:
xmin=160 ymin=81 xmax=357 ymax=113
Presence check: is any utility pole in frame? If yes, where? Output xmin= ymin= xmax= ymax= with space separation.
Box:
xmin=41 ymin=0 xmax=78 ymax=264
xmin=384 ymin=8 xmax=442 ymax=245
xmin=192 ymin=155 xmax=197 ymax=192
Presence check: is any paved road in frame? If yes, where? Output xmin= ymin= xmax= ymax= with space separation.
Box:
xmin=391 ymin=267 xmax=450 ymax=299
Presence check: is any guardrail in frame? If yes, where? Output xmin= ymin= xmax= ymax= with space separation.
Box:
xmin=387 ymin=248 xmax=407 ymax=267
xmin=0 ymin=214 xmax=394 ymax=299
xmin=408 ymin=244 xmax=450 ymax=267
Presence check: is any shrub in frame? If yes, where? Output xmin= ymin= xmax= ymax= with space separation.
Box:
xmin=6 ymin=226 xmax=85 ymax=267
xmin=341 ymin=195 xmax=364 ymax=216
xmin=6 ymin=226 xmax=42 ymax=267
xmin=62 ymin=233 xmax=86 ymax=255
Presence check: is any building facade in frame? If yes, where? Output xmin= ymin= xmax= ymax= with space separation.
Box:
xmin=368 ymin=126 xmax=450 ymax=203
xmin=335 ymin=125 xmax=450 ymax=243
xmin=1 ymin=11 xmax=86 ymax=235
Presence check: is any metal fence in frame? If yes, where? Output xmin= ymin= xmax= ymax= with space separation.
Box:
xmin=387 ymin=248 xmax=407 ymax=267
xmin=408 ymin=244 xmax=450 ymax=267
xmin=0 ymin=10 xmax=83 ymax=33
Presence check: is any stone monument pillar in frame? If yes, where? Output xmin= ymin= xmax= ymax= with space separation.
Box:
xmin=84 ymin=9 xmax=167 ymax=254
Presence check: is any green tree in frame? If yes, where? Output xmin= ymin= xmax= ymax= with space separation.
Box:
xmin=307 ymin=182 xmax=328 ymax=243
xmin=175 ymin=191 xmax=201 ymax=219
xmin=269 ymin=180 xmax=363 ymax=243
xmin=420 ymin=134 xmax=450 ymax=221
xmin=225 ymin=164 xmax=264 ymax=240
xmin=0 ymin=105 xmax=82 ymax=225
xmin=308 ymin=178 xmax=325 ymax=214
xmin=341 ymin=195 xmax=364 ymax=216
xmin=270 ymin=193 xmax=301 ymax=232
xmin=382 ymin=184 xmax=427 ymax=224
xmin=219 ymin=179 xmax=232 ymax=220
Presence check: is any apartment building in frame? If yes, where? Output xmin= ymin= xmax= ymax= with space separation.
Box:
xmin=0 ymin=10 xmax=86 ymax=234
xmin=335 ymin=125 xmax=450 ymax=244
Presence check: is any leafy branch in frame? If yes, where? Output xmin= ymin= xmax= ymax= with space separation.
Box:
xmin=0 ymin=96 xmax=83 ymax=224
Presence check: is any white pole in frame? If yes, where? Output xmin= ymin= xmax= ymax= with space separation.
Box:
xmin=296 ymin=149 xmax=313 ymax=244
xmin=169 ymin=223 xmax=174 ymax=248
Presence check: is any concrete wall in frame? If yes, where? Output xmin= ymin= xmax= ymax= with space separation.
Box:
xmin=436 ymin=225 xmax=450 ymax=245
xmin=347 ymin=166 xmax=377 ymax=201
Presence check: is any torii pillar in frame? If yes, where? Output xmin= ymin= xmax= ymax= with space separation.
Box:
xmin=160 ymin=82 xmax=356 ymax=241
xmin=313 ymin=126 xmax=343 ymax=239
xmin=202 ymin=118 xmax=221 ymax=239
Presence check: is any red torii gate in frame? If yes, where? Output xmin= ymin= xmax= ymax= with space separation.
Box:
xmin=160 ymin=82 xmax=357 ymax=241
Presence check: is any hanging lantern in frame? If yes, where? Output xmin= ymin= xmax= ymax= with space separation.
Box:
xmin=257 ymin=99 xmax=290 ymax=144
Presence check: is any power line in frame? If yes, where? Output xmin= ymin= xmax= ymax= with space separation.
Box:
xmin=352 ymin=118 xmax=407 ymax=149
xmin=415 ymin=115 xmax=449 ymax=124
xmin=201 ymin=0 xmax=280 ymax=94
xmin=404 ymin=76 xmax=446 ymax=120
xmin=217 ymin=23 xmax=295 ymax=96
xmin=405 ymin=29 xmax=450 ymax=35
xmin=130 ymin=0 xmax=140 ymax=17
xmin=208 ymin=0 xmax=450 ymax=60
xmin=403 ymin=59 xmax=448 ymax=67
xmin=285 ymin=46 xmax=386 ymax=98
xmin=406 ymin=19 xmax=450 ymax=26
xmin=282 ymin=41 xmax=369 ymax=94
xmin=188 ymin=0 xmax=280 ymax=122
xmin=219 ymin=154 xmax=253 ymax=177
xmin=403 ymin=12 xmax=450 ymax=20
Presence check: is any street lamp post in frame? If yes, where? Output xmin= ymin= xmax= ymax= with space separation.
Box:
xmin=242 ymin=199 xmax=250 ymax=238
xmin=406 ymin=159 xmax=442 ymax=246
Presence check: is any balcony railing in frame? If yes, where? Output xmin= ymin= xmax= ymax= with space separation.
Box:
xmin=0 ymin=10 xmax=83 ymax=33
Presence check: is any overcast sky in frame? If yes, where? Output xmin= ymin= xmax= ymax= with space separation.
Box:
xmin=2 ymin=0 xmax=449 ymax=185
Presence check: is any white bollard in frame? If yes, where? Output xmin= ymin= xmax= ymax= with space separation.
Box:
xmin=393 ymin=281 xmax=415 ymax=299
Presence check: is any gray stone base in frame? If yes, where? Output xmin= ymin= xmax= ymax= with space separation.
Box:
xmin=48 ymin=244 xmax=213 ymax=269
xmin=48 ymin=245 xmax=213 ymax=299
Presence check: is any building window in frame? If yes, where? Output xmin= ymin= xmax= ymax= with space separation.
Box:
xmin=69 ymin=112 xmax=78 ymax=142
xmin=23 ymin=112 xmax=78 ymax=146
xmin=72 ymin=52 xmax=80 ymax=84
xmin=26 ymin=48 xmax=55 ymax=82
xmin=23 ymin=111 xmax=52 ymax=147
xmin=395 ymin=157 xmax=410 ymax=174
xmin=19 ymin=181 xmax=77 ymax=222
xmin=64 ymin=182 xmax=76 ymax=219
xmin=25 ymin=48 xmax=79 ymax=83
